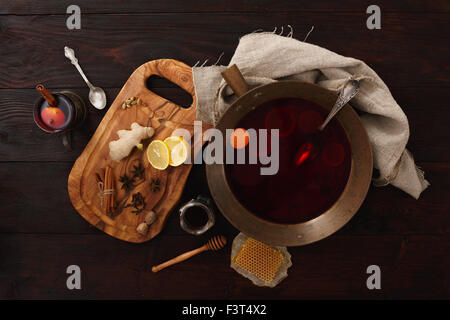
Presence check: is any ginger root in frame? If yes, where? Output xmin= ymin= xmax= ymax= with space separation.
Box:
xmin=109 ymin=122 xmax=154 ymax=162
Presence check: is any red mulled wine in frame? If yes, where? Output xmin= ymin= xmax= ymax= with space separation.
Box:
xmin=33 ymin=91 xmax=86 ymax=133
xmin=39 ymin=95 xmax=72 ymax=129
xmin=225 ymin=98 xmax=352 ymax=224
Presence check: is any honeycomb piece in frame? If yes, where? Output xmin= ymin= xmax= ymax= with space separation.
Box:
xmin=232 ymin=238 xmax=284 ymax=282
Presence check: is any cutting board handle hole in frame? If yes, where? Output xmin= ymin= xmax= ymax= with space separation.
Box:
xmin=146 ymin=75 xmax=193 ymax=108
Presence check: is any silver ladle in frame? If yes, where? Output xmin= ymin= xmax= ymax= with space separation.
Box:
xmin=294 ymin=79 xmax=360 ymax=166
xmin=318 ymin=79 xmax=360 ymax=131
xmin=64 ymin=46 xmax=107 ymax=110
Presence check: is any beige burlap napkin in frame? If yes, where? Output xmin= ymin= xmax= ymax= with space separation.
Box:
xmin=192 ymin=32 xmax=429 ymax=199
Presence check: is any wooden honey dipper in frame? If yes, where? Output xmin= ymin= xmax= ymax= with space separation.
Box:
xmin=152 ymin=235 xmax=227 ymax=273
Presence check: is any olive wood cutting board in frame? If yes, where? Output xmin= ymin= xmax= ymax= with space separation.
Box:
xmin=68 ymin=59 xmax=210 ymax=243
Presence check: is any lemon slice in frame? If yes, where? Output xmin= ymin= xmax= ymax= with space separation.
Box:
xmin=147 ymin=140 xmax=170 ymax=170
xmin=164 ymin=136 xmax=188 ymax=167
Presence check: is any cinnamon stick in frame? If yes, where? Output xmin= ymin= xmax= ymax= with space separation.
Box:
xmin=109 ymin=169 xmax=115 ymax=213
xmin=35 ymin=84 xmax=58 ymax=107
xmin=104 ymin=166 xmax=110 ymax=214
xmin=103 ymin=166 xmax=116 ymax=215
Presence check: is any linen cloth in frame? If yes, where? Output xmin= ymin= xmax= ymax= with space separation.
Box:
xmin=192 ymin=32 xmax=429 ymax=199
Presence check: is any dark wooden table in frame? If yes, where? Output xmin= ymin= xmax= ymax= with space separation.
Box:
xmin=0 ymin=1 xmax=449 ymax=299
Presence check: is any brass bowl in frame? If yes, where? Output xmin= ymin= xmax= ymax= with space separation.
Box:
xmin=206 ymin=80 xmax=372 ymax=246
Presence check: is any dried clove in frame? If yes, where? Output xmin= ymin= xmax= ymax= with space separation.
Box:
xmin=125 ymin=192 xmax=146 ymax=215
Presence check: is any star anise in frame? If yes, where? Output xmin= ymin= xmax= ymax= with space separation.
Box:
xmin=130 ymin=162 xmax=145 ymax=180
xmin=119 ymin=174 xmax=135 ymax=192
xmin=149 ymin=178 xmax=161 ymax=193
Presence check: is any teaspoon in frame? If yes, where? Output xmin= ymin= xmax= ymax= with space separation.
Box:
xmin=64 ymin=46 xmax=107 ymax=110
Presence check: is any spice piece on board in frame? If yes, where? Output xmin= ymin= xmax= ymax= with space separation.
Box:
xmin=149 ymin=178 xmax=161 ymax=193
xmin=109 ymin=122 xmax=154 ymax=162
xmin=136 ymin=211 xmax=157 ymax=235
xmin=119 ymin=173 xmax=135 ymax=192
xmin=125 ymin=192 xmax=146 ymax=215
xmin=122 ymin=96 xmax=143 ymax=109
xmin=103 ymin=166 xmax=116 ymax=215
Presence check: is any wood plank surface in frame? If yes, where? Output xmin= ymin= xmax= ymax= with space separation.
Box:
xmin=0 ymin=13 xmax=449 ymax=89
xmin=1 ymin=233 xmax=448 ymax=299
xmin=1 ymin=1 xmax=449 ymax=14
xmin=0 ymin=87 xmax=449 ymax=162
xmin=0 ymin=162 xmax=448 ymax=236
xmin=0 ymin=0 xmax=448 ymax=299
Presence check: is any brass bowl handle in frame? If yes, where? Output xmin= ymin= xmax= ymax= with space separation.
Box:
xmin=221 ymin=64 xmax=249 ymax=97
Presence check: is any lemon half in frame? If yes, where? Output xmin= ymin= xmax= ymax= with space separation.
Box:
xmin=164 ymin=136 xmax=188 ymax=167
xmin=146 ymin=140 xmax=170 ymax=170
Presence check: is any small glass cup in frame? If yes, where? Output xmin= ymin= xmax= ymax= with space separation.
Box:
xmin=33 ymin=90 xmax=87 ymax=147
xmin=179 ymin=195 xmax=215 ymax=235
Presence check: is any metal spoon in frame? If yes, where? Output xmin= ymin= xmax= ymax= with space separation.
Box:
xmin=318 ymin=79 xmax=360 ymax=131
xmin=64 ymin=46 xmax=107 ymax=110
xmin=294 ymin=79 xmax=360 ymax=166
